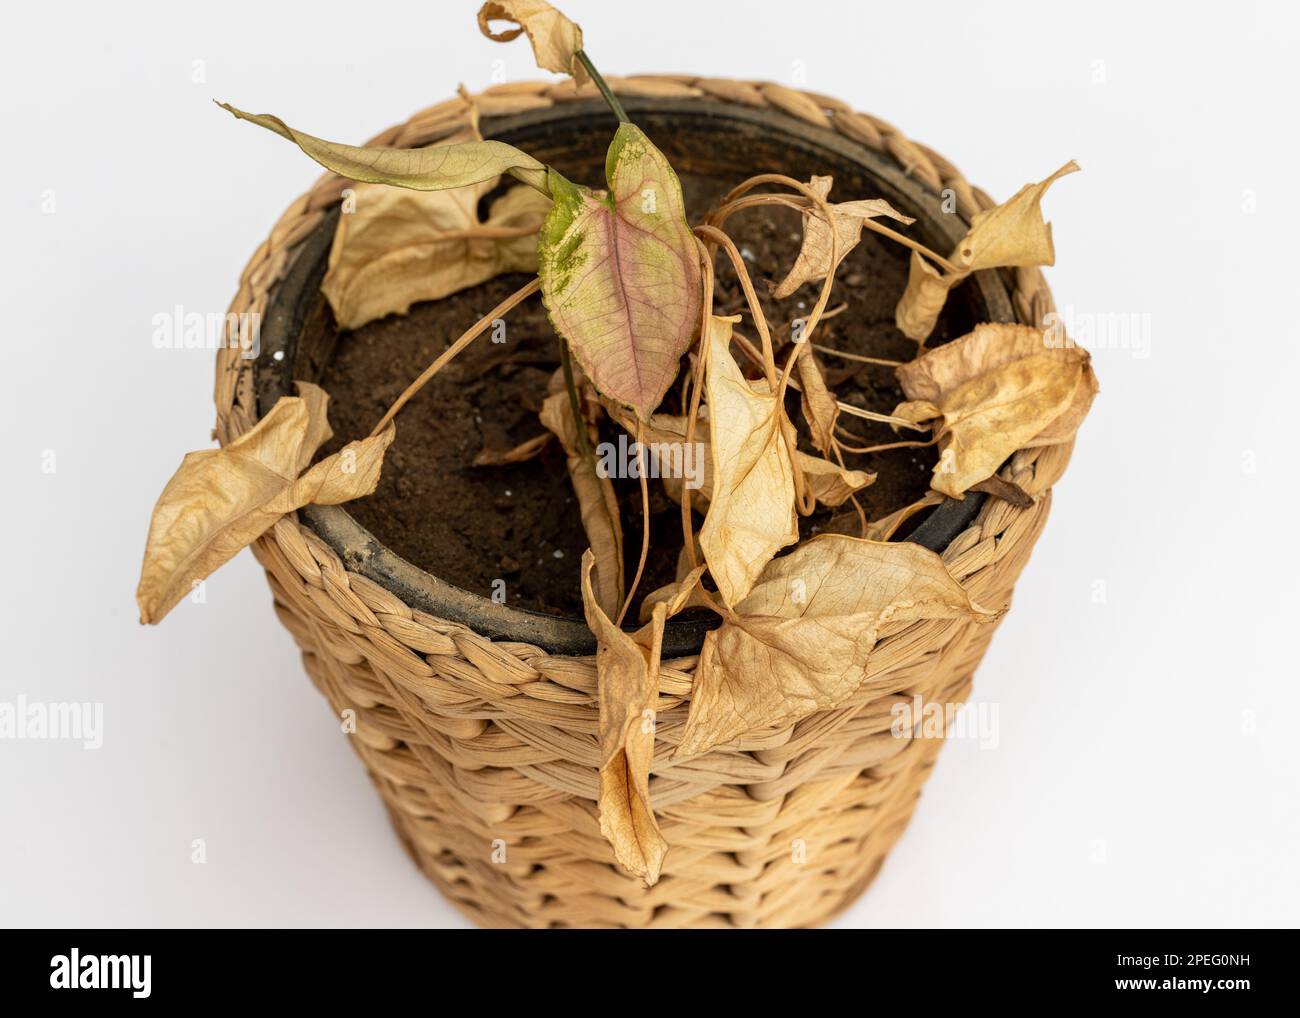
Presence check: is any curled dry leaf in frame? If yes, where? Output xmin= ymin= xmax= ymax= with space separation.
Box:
xmin=324 ymin=180 xmax=551 ymax=330
xmin=539 ymin=391 xmax=624 ymax=618
xmin=639 ymin=564 xmax=712 ymax=623
xmin=772 ymin=176 xmax=914 ymax=299
xmin=477 ymin=0 xmax=589 ymax=86
xmin=794 ymin=341 xmax=839 ymax=455
xmin=137 ymin=383 xmax=394 ymax=625
xmin=895 ymin=161 xmax=1079 ymax=343
xmin=895 ymin=322 xmax=1098 ymax=497
xmin=472 ymin=430 xmax=552 ymax=466
xmin=799 ymin=455 xmax=874 ymax=507
xmin=677 ymin=535 xmax=1000 ymax=758
xmin=697 ymin=315 xmax=798 ymax=607
xmin=862 ymin=491 xmax=943 ymax=541
xmin=218 ymin=102 xmax=550 ymax=196
xmin=538 ymin=123 xmax=702 ymax=422
xmin=581 ymin=551 xmax=668 ymax=885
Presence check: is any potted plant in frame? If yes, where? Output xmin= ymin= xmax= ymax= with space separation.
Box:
xmin=137 ymin=1 xmax=1096 ymax=927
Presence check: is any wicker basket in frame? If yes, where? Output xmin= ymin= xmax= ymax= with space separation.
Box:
xmin=213 ymin=78 xmax=1073 ymax=929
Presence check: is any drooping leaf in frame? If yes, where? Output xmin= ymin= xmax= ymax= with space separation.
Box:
xmin=638 ymin=564 xmax=711 ymax=623
xmin=794 ymin=341 xmax=839 ymax=454
xmin=477 ymin=0 xmax=589 ymax=86
xmin=955 ymin=160 xmax=1080 ymax=272
xmin=217 ymin=102 xmax=550 ymax=195
xmin=676 ymin=535 xmax=1000 ymax=758
xmin=894 ymin=322 xmax=1098 ymax=497
xmin=895 ymin=250 xmax=950 ymax=344
xmin=537 ymin=123 xmax=702 ymax=421
xmin=324 ymin=181 xmax=551 ymax=329
xmin=772 ymin=176 xmax=913 ymax=299
xmin=697 ymin=316 xmax=798 ymax=607
xmin=472 ymin=431 xmax=552 ymax=466
xmin=895 ymin=161 xmax=1079 ymax=342
xmin=799 ymin=455 xmax=874 ymax=507
xmin=137 ymin=384 xmax=394 ymax=624
xmin=581 ymin=551 xmax=668 ymax=885
xmin=539 ymin=391 xmax=624 ymax=618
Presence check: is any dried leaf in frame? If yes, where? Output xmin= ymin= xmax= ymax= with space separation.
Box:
xmin=218 ymin=102 xmax=549 ymax=195
xmin=794 ymin=341 xmax=839 ymax=454
xmin=538 ymin=124 xmax=702 ymax=421
xmin=773 ymin=176 xmax=913 ymax=299
xmin=895 ymin=250 xmax=950 ymax=344
xmin=539 ymin=392 xmax=623 ymax=617
xmin=472 ymin=431 xmax=551 ymax=466
xmin=955 ymin=161 xmax=1080 ymax=272
xmin=638 ymin=564 xmax=712 ymax=623
xmin=896 ymin=322 xmax=1098 ymax=497
xmin=477 ymin=0 xmax=589 ymax=86
xmin=969 ymin=474 xmax=1033 ymax=507
xmin=137 ymin=384 xmax=394 ymax=624
xmin=581 ymin=551 xmax=668 ymax=885
xmin=677 ymin=535 xmax=999 ymax=757
xmin=698 ymin=316 xmax=798 ymax=607
xmin=799 ymin=456 xmax=874 ymax=507
xmin=324 ymin=181 xmax=550 ymax=329
xmin=895 ymin=161 xmax=1078 ymax=342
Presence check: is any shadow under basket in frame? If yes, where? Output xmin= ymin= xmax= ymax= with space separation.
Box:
xmin=215 ymin=81 xmax=1075 ymax=928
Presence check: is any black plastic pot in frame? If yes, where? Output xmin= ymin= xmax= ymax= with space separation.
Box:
xmin=255 ymin=97 xmax=1011 ymax=655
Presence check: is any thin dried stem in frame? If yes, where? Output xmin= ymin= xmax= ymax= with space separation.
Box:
xmin=617 ymin=422 xmax=651 ymax=627
xmin=834 ymin=430 xmax=939 ymax=455
xmin=680 ymin=235 xmax=715 ymax=575
xmin=693 ymin=224 xmax=778 ymax=389
xmin=836 ymin=402 xmax=929 ymax=430
xmin=559 ymin=338 xmax=592 ymax=460
xmin=368 ymin=277 xmax=540 ymax=437
xmin=812 ymin=343 xmax=903 ymax=367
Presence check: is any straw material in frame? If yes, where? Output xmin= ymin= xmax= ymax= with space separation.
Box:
xmin=213 ymin=78 xmax=1071 ymax=928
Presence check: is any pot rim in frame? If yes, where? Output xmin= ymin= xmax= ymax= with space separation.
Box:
xmin=256 ymin=96 xmax=1013 ymax=656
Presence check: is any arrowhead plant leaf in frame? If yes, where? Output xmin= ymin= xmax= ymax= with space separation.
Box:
xmin=217 ymin=102 xmax=550 ymax=196
xmin=537 ymin=123 xmax=702 ymax=422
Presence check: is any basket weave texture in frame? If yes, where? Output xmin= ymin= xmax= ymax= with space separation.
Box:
xmin=213 ymin=77 xmax=1073 ymax=928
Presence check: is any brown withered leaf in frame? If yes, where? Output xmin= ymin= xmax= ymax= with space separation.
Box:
xmin=581 ymin=551 xmax=668 ymax=885
xmin=698 ymin=315 xmax=798 ymax=607
xmin=970 ymin=474 xmax=1033 ymax=507
xmin=472 ymin=431 xmax=551 ymax=466
xmin=539 ymin=391 xmax=623 ymax=617
xmin=773 ymin=176 xmax=913 ymax=298
xmin=794 ymin=341 xmax=839 ymax=454
xmin=896 ymin=322 xmax=1098 ymax=497
xmin=477 ymin=1 xmax=589 ymax=86
xmin=799 ymin=456 xmax=875 ymax=507
xmin=676 ymin=535 xmax=1000 ymax=758
xmin=638 ymin=564 xmax=712 ymax=623
xmin=896 ymin=161 xmax=1078 ymax=342
xmin=323 ymin=180 xmax=550 ymax=330
xmin=955 ymin=161 xmax=1080 ymax=272
xmin=137 ymin=383 xmax=394 ymax=624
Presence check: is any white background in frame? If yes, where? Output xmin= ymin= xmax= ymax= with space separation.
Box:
xmin=2 ymin=0 xmax=1297 ymax=928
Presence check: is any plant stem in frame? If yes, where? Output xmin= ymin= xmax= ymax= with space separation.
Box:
xmin=559 ymin=337 xmax=593 ymax=460
xmin=576 ymin=50 xmax=630 ymax=124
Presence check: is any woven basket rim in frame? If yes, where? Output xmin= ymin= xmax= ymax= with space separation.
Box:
xmin=251 ymin=94 xmax=1014 ymax=655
